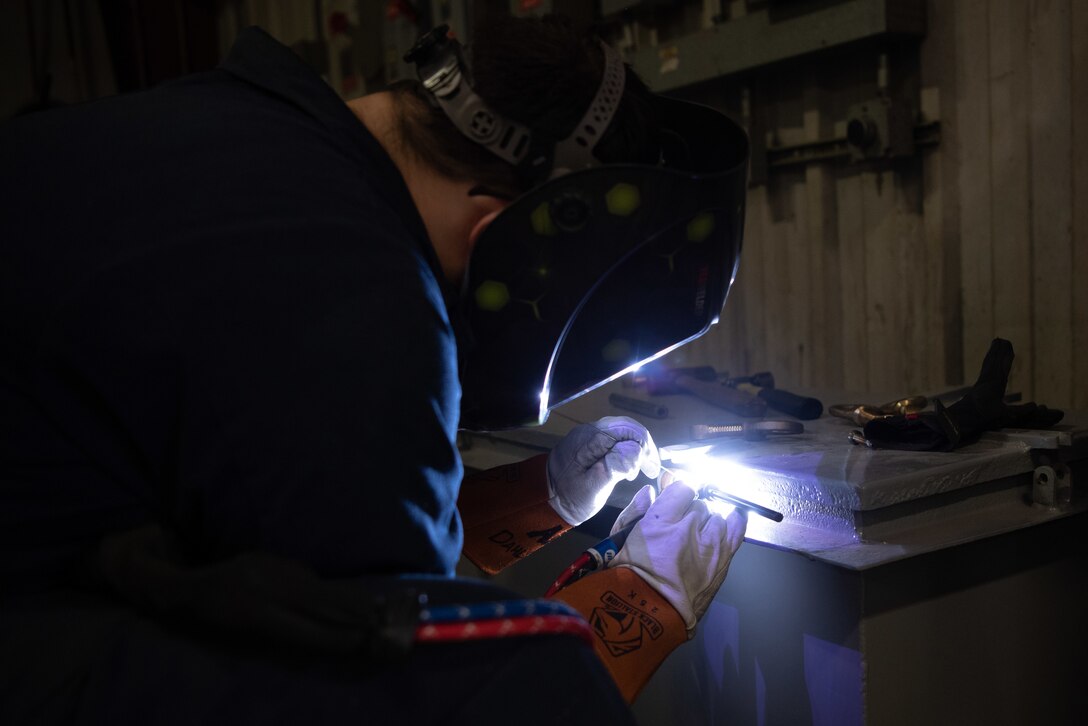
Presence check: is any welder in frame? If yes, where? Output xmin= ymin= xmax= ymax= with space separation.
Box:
xmin=0 ymin=13 xmax=748 ymax=723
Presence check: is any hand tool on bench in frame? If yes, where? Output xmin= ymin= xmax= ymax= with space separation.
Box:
xmin=690 ymin=419 xmax=804 ymax=441
xmin=724 ymin=372 xmax=824 ymax=420
xmin=829 ymin=396 xmax=928 ymax=426
xmin=628 ymin=364 xmax=766 ymax=417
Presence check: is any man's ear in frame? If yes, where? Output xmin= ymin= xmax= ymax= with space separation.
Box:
xmin=468 ymin=195 xmax=508 ymax=249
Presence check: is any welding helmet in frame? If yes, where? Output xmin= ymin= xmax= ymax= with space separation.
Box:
xmin=406 ymin=26 xmax=748 ymax=431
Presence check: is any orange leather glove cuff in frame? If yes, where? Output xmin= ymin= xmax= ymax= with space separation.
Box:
xmin=459 ymin=454 xmax=572 ymax=574
xmin=554 ymin=566 xmax=687 ymax=702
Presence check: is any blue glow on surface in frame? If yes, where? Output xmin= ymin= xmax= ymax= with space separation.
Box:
xmin=755 ymin=656 xmax=766 ymax=726
xmin=691 ymin=602 xmax=741 ymax=725
xmin=803 ymin=634 xmax=863 ymax=726
xmin=701 ymin=602 xmax=741 ymax=683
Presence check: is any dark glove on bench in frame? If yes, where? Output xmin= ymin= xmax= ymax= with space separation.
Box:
xmin=864 ymin=338 xmax=1063 ymax=451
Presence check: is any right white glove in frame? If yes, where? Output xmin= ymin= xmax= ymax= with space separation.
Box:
xmin=609 ymin=482 xmax=747 ymax=635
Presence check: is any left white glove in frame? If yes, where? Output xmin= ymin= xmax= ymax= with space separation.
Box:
xmin=547 ymin=416 xmax=661 ymax=526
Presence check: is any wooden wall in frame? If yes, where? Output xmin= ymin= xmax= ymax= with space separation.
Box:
xmin=672 ymin=0 xmax=1087 ymax=409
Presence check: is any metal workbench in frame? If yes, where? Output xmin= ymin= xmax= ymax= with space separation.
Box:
xmin=458 ymin=380 xmax=1088 ymax=725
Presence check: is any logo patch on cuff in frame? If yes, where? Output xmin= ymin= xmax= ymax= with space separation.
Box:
xmin=589 ymin=590 xmax=664 ymax=657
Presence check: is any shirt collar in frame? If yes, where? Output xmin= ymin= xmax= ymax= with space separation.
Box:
xmin=220 ymin=27 xmax=455 ymax=303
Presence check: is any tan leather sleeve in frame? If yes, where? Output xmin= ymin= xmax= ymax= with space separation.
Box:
xmin=554 ymin=566 xmax=687 ymax=702
xmin=459 ymin=454 xmax=573 ymax=574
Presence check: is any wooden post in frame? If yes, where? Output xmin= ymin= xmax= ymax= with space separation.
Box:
xmin=988 ymin=0 xmax=1034 ymax=396
xmin=955 ymin=0 xmax=995 ymax=384
xmin=1071 ymin=0 xmax=1088 ymax=410
xmin=1028 ymin=0 xmax=1074 ymax=405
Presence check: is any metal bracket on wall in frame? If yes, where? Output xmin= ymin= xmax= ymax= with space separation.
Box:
xmin=617 ymin=0 xmax=925 ymax=93
xmin=845 ymin=97 xmax=914 ymax=161
xmin=763 ymin=115 xmax=940 ymax=172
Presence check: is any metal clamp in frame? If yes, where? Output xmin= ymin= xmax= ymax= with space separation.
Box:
xmin=829 ymin=396 xmax=928 ymax=426
xmin=691 ymin=420 xmax=804 ymax=441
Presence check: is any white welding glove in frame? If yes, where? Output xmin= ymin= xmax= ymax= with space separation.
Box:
xmin=610 ymin=482 xmax=747 ymax=635
xmin=547 ymin=416 xmax=662 ymax=526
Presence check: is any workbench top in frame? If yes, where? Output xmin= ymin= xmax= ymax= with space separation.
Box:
xmin=459 ymin=381 xmax=1087 ymax=570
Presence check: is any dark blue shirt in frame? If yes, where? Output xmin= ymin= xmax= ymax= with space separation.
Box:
xmin=0 ymin=28 xmax=463 ymax=590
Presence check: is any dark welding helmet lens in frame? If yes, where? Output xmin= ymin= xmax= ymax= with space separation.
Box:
xmin=547 ymin=207 xmax=738 ymax=407
xmin=458 ymin=96 xmax=748 ymax=431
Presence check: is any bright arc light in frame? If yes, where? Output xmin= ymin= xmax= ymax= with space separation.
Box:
xmin=701 ymin=458 xmax=763 ymax=500
xmin=703 ymin=497 xmax=736 ymax=518
xmin=666 ymin=453 xmax=764 ymax=505
xmin=660 ymin=467 xmax=736 ymax=518
xmin=660 ymin=447 xmax=715 ymax=487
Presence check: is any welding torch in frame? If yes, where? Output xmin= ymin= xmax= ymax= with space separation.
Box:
xmin=591 ymin=471 xmax=783 ymax=564
xmin=545 ymin=470 xmax=782 ymax=596
xmin=660 ymin=464 xmax=784 ymax=522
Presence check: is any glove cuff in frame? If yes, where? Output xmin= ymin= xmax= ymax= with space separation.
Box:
xmin=611 ymin=563 xmax=696 ymax=635
xmin=460 ymin=454 xmax=572 ymax=574
xmin=553 ymin=566 xmax=687 ymax=702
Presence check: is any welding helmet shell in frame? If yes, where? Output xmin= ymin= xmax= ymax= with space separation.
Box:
xmin=459 ymin=94 xmax=749 ymax=430
xmin=405 ymin=25 xmax=748 ymax=431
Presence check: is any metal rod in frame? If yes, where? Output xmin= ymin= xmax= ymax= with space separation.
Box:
xmin=701 ymin=487 xmax=784 ymax=522
xmin=660 ymin=464 xmax=784 ymax=522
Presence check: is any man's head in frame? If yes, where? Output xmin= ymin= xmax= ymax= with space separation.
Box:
xmin=390 ymin=14 xmax=661 ymax=201
xmin=349 ymin=15 xmax=662 ymax=287
xmin=350 ymin=15 xmax=750 ymax=430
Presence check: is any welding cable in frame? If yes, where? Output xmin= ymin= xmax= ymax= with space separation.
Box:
xmin=544 ymin=520 xmax=641 ymax=597
xmin=544 ymin=552 xmax=594 ymax=597
xmin=415 ymin=599 xmax=593 ymax=646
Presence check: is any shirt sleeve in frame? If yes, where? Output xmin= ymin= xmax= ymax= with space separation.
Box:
xmin=32 ymin=227 xmax=464 ymax=578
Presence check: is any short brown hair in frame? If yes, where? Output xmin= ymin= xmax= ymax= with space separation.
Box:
xmin=391 ymin=14 xmax=659 ymax=198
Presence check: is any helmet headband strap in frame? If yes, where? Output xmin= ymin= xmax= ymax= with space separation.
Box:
xmin=550 ymin=42 xmax=626 ymax=177
xmin=406 ymin=26 xmax=626 ymax=182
